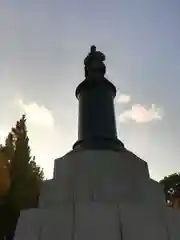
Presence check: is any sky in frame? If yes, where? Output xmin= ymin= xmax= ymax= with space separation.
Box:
xmin=0 ymin=0 xmax=180 ymax=181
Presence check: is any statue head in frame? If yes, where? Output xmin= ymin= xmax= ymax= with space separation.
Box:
xmin=84 ymin=45 xmax=106 ymax=79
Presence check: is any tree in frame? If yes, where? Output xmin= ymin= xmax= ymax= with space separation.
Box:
xmin=5 ymin=133 xmax=15 ymax=161
xmin=0 ymin=147 xmax=11 ymax=239
xmin=159 ymin=173 xmax=180 ymax=207
xmin=2 ymin=114 xmax=44 ymax=239
xmin=8 ymin=115 xmax=44 ymax=209
xmin=0 ymin=147 xmax=11 ymax=198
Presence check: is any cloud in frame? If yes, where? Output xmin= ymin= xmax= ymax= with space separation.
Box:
xmin=16 ymin=99 xmax=54 ymax=127
xmin=119 ymin=104 xmax=163 ymax=123
xmin=116 ymin=94 xmax=131 ymax=103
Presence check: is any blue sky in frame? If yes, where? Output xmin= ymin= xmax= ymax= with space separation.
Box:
xmin=0 ymin=0 xmax=180 ymax=181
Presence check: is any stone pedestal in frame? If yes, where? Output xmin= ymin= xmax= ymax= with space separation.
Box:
xmin=15 ymin=149 xmax=180 ymax=239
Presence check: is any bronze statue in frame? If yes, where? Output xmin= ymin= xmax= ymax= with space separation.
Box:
xmin=84 ymin=45 xmax=106 ymax=79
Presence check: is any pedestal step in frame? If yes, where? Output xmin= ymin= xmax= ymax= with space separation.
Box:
xmin=15 ymin=203 xmax=180 ymax=240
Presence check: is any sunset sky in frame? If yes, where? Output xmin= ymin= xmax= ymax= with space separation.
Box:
xmin=0 ymin=0 xmax=180 ymax=181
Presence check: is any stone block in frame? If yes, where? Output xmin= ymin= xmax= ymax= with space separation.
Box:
xmin=74 ymin=203 xmax=120 ymax=240
xmin=53 ymin=149 xmax=150 ymax=203
xmin=139 ymin=178 xmax=167 ymax=222
xmin=40 ymin=205 xmax=73 ymax=240
xmin=119 ymin=204 xmax=169 ymax=240
xmin=15 ymin=209 xmax=44 ymax=240
xmin=53 ymin=151 xmax=76 ymax=180
xmin=166 ymin=207 xmax=180 ymax=240
xmin=39 ymin=179 xmax=73 ymax=208
xmin=16 ymin=204 xmax=73 ymax=240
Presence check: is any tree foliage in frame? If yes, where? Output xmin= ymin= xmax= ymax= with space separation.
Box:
xmin=0 ymin=114 xmax=44 ymax=239
xmin=159 ymin=173 xmax=180 ymax=207
xmin=0 ymin=147 xmax=11 ymax=198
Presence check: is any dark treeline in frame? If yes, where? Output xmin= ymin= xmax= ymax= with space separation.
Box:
xmin=0 ymin=115 xmax=44 ymax=240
